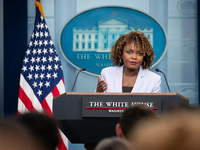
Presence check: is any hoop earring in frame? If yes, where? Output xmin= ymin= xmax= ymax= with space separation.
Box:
xmin=120 ymin=59 xmax=122 ymax=64
xmin=143 ymin=61 xmax=146 ymax=66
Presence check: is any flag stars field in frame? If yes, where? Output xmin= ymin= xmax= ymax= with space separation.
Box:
xmin=22 ymin=66 xmax=27 ymax=72
xmin=37 ymin=90 xmax=42 ymax=96
xmin=26 ymin=49 xmax=31 ymax=55
xmin=43 ymin=48 xmax=48 ymax=54
xmin=20 ymin=12 xmax=64 ymax=98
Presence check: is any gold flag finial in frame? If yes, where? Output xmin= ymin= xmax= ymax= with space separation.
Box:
xmin=34 ymin=1 xmax=45 ymax=19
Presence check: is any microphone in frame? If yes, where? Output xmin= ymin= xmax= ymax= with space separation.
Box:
xmin=71 ymin=68 xmax=86 ymax=92
xmin=155 ymin=68 xmax=171 ymax=92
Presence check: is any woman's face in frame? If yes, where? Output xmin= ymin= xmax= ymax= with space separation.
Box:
xmin=122 ymin=42 xmax=144 ymax=70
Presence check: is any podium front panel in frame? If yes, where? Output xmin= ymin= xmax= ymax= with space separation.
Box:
xmin=53 ymin=93 xmax=189 ymax=144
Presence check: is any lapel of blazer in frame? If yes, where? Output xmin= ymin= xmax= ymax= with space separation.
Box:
xmin=114 ymin=66 xmax=123 ymax=92
xmin=132 ymin=66 xmax=146 ymax=92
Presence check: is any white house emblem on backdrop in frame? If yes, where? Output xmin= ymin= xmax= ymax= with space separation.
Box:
xmin=73 ymin=18 xmax=153 ymax=52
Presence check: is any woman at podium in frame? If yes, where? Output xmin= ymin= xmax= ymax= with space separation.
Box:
xmin=96 ymin=31 xmax=161 ymax=93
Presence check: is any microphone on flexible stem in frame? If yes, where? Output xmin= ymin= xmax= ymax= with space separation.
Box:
xmin=71 ymin=68 xmax=86 ymax=92
xmin=155 ymin=68 xmax=171 ymax=92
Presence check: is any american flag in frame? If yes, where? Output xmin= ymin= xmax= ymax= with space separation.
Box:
xmin=18 ymin=1 xmax=68 ymax=149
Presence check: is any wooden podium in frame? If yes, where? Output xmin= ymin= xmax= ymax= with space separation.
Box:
xmin=53 ymin=92 xmax=189 ymax=149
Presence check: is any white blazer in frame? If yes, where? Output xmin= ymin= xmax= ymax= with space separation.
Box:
xmin=101 ymin=66 xmax=161 ymax=93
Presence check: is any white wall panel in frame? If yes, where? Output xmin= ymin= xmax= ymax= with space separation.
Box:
xmin=168 ymin=40 xmax=197 ymax=62
xmin=168 ymin=0 xmax=197 ymax=17
xmin=168 ymin=18 xmax=197 ymax=40
xmin=167 ymin=0 xmax=197 ymax=105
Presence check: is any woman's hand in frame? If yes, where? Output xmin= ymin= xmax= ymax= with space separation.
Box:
xmin=96 ymin=75 xmax=108 ymax=92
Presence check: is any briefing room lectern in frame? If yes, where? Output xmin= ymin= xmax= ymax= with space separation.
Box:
xmin=53 ymin=92 xmax=189 ymax=150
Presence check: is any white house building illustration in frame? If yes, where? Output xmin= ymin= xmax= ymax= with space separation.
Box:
xmin=73 ymin=18 xmax=153 ymax=52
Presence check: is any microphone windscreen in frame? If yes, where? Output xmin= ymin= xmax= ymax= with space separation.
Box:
xmin=155 ymin=68 xmax=160 ymax=72
xmin=82 ymin=68 xmax=86 ymax=71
